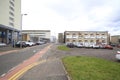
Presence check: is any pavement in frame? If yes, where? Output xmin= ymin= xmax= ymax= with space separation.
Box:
xmin=19 ymin=44 xmax=69 ymax=80
xmin=0 ymin=44 xmax=69 ymax=80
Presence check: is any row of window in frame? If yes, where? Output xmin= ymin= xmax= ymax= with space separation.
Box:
xmin=66 ymin=33 xmax=106 ymax=36
xmin=66 ymin=39 xmax=106 ymax=43
xmin=9 ymin=0 xmax=15 ymax=27
xmin=66 ymin=36 xmax=107 ymax=39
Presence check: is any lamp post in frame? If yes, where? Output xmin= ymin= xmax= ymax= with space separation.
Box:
xmin=21 ymin=14 xmax=27 ymax=31
xmin=20 ymin=14 xmax=27 ymax=48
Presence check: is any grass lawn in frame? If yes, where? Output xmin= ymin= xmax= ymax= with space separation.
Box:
xmin=62 ymin=56 xmax=120 ymax=80
xmin=57 ymin=45 xmax=70 ymax=51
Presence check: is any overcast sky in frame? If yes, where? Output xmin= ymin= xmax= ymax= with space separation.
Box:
xmin=21 ymin=0 xmax=120 ymax=36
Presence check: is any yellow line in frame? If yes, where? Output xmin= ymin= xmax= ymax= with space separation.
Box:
xmin=8 ymin=44 xmax=51 ymax=80
xmin=8 ymin=60 xmax=46 ymax=80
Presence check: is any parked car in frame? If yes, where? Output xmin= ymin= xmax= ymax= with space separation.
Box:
xmin=76 ymin=43 xmax=84 ymax=48
xmin=66 ymin=43 xmax=74 ymax=48
xmin=0 ymin=42 xmax=7 ymax=47
xmin=93 ymin=44 xmax=100 ymax=49
xmin=15 ymin=41 xmax=27 ymax=48
xmin=87 ymin=44 xmax=93 ymax=48
xmin=99 ymin=44 xmax=105 ymax=49
xmin=29 ymin=42 xmax=36 ymax=46
xmin=117 ymin=44 xmax=120 ymax=48
xmin=25 ymin=41 xmax=35 ymax=47
xmin=104 ymin=45 xmax=113 ymax=50
xmin=36 ymin=41 xmax=45 ymax=45
xmin=116 ymin=51 xmax=120 ymax=61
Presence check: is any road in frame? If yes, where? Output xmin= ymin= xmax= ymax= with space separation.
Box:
xmin=0 ymin=44 xmax=48 ymax=76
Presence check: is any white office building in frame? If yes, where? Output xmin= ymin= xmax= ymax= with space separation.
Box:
xmin=0 ymin=0 xmax=21 ymax=44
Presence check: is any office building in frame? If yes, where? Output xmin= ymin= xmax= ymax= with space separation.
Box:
xmin=22 ymin=30 xmax=51 ymax=42
xmin=0 ymin=0 xmax=21 ymax=44
xmin=64 ymin=31 xmax=109 ymax=45
xmin=111 ymin=35 xmax=120 ymax=44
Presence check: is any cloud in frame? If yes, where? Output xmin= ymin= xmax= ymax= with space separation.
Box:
xmin=22 ymin=0 xmax=120 ymax=36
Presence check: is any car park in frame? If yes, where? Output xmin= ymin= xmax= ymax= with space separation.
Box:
xmin=116 ymin=51 xmax=120 ymax=61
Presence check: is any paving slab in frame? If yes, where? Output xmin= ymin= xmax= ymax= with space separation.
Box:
xmin=20 ymin=58 xmax=68 ymax=80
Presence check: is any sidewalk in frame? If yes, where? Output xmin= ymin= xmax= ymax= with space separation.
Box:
xmin=19 ymin=44 xmax=69 ymax=80
xmin=20 ymin=58 xmax=68 ymax=80
xmin=0 ymin=46 xmax=21 ymax=56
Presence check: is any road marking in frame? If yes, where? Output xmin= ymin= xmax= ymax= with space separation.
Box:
xmin=8 ymin=60 xmax=46 ymax=80
xmin=0 ymin=44 xmax=52 ymax=80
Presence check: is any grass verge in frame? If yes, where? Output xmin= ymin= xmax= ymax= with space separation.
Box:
xmin=62 ymin=56 xmax=120 ymax=80
xmin=57 ymin=45 xmax=70 ymax=51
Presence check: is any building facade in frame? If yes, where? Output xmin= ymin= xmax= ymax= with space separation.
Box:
xmin=22 ymin=30 xmax=51 ymax=42
xmin=64 ymin=31 xmax=109 ymax=45
xmin=0 ymin=0 xmax=21 ymax=44
xmin=111 ymin=35 xmax=120 ymax=44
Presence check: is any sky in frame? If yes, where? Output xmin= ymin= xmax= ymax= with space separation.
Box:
xmin=21 ymin=0 xmax=120 ymax=36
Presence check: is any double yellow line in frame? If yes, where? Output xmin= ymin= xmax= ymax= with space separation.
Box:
xmin=8 ymin=44 xmax=52 ymax=80
xmin=8 ymin=60 xmax=46 ymax=80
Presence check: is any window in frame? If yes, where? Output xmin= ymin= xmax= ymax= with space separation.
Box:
xmin=9 ymin=11 xmax=14 ymax=16
xmin=9 ymin=1 xmax=14 ymax=7
xmin=90 ymin=34 xmax=93 ymax=36
xmin=9 ymin=22 xmax=14 ymax=26
xmin=78 ymin=33 xmax=81 ymax=35
xmin=102 ymin=40 xmax=105 ymax=43
xmin=9 ymin=17 xmax=14 ymax=22
xmin=85 ymin=40 xmax=88 ymax=42
xmin=72 ymin=40 xmax=76 ymax=42
xmin=79 ymin=40 xmax=82 ymax=42
xmin=96 ymin=34 xmax=99 ymax=35
xmin=9 ymin=6 xmax=14 ymax=11
xmin=67 ymin=39 xmax=69 ymax=42
xmin=73 ymin=33 xmax=76 ymax=35
xmin=102 ymin=34 xmax=105 ymax=35
xmin=90 ymin=40 xmax=93 ymax=42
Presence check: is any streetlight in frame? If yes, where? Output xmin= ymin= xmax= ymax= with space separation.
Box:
xmin=21 ymin=14 xmax=27 ymax=33
xmin=20 ymin=14 xmax=27 ymax=48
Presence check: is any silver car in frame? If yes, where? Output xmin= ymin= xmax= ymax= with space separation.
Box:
xmin=116 ymin=51 xmax=120 ymax=61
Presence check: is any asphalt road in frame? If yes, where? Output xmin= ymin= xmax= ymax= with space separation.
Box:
xmin=0 ymin=44 xmax=49 ymax=76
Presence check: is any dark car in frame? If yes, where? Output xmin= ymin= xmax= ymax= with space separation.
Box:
xmin=15 ymin=41 xmax=27 ymax=48
xmin=66 ymin=43 xmax=74 ymax=48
